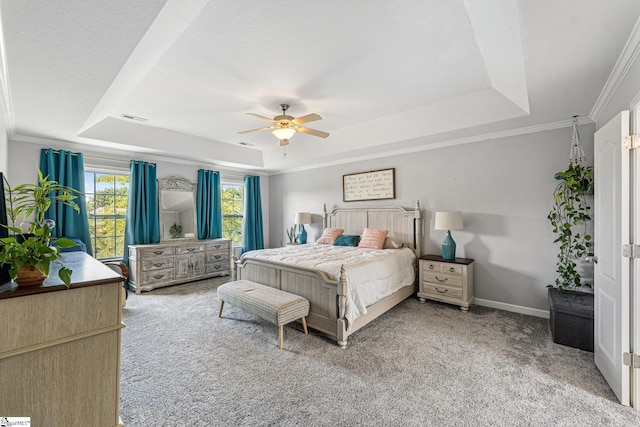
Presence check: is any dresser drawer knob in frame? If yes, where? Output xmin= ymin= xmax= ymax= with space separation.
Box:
xmin=429 ymin=265 xmax=434 ymax=270
xmin=153 ymin=250 xmax=164 ymax=255
xmin=435 ymin=287 xmax=448 ymax=294
xmin=152 ymin=262 xmax=164 ymax=267
xmin=153 ymin=274 xmax=165 ymax=280
xmin=186 ymin=247 xmax=196 ymax=252
xmin=213 ymin=255 xmax=221 ymax=260
xmin=449 ymin=267 xmax=455 ymax=273
xmin=435 ymin=276 xmax=448 ymax=283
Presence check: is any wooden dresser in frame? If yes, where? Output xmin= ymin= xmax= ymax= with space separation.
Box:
xmin=128 ymin=238 xmax=232 ymax=294
xmin=417 ymin=254 xmax=474 ymax=311
xmin=0 ymin=252 xmax=125 ymax=427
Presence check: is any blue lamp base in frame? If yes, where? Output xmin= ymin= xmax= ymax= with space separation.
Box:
xmin=298 ymin=225 xmax=307 ymax=244
xmin=441 ymin=230 xmax=456 ymax=260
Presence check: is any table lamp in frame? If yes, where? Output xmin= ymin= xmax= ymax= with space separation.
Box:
xmin=294 ymin=212 xmax=312 ymax=244
xmin=434 ymin=211 xmax=464 ymax=260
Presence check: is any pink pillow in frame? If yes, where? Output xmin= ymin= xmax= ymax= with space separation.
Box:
xmin=358 ymin=228 xmax=389 ymax=249
xmin=316 ymin=228 xmax=344 ymax=244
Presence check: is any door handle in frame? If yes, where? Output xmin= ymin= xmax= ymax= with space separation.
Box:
xmin=585 ymin=256 xmax=598 ymax=264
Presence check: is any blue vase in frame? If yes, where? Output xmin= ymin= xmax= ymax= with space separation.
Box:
xmin=441 ymin=230 xmax=456 ymax=260
xmin=298 ymin=225 xmax=307 ymax=244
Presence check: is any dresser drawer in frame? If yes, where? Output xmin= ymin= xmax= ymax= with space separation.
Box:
xmin=206 ymin=241 xmax=230 ymax=251
xmin=142 ymin=247 xmax=174 ymax=258
xmin=422 ymin=272 xmax=463 ymax=288
xmin=176 ymin=244 xmax=204 ymax=255
xmin=141 ymin=269 xmax=175 ymax=285
xmin=421 ymin=283 xmax=463 ymax=299
xmin=422 ymin=261 xmax=463 ymax=276
xmin=206 ymin=250 xmax=229 ymax=263
xmin=206 ymin=260 xmax=229 ymax=274
xmin=142 ymin=258 xmax=174 ymax=271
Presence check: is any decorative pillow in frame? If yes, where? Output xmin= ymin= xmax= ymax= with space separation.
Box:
xmin=334 ymin=235 xmax=360 ymax=247
xmin=383 ymin=237 xmax=405 ymax=249
xmin=316 ymin=228 xmax=344 ymax=244
xmin=358 ymin=228 xmax=389 ymax=249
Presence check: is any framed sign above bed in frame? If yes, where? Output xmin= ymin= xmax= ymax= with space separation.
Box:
xmin=343 ymin=168 xmax=395 ymax=202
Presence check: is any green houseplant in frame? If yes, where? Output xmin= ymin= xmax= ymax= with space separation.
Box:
xmin=0 ymin=170 xmax=79 ymax=287
xmin=547 ymin=161 xmax=595 ymax=352
xmin=547 ymin=162 xmax=594 ymax=290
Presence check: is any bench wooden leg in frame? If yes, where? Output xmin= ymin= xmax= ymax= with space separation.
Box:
xmin=218 ymin=300 xmax=224 ymax=318
xmin=301 ymin=316 xmax=308 ymax=335
xmin=279 ymin=325 xmax=284 ymax=350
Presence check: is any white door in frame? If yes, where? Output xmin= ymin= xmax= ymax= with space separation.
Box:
xmin=594 ymin=110 xmax=630 ymax=405
xmin=632 ymin=103 xmax=640 ymax=409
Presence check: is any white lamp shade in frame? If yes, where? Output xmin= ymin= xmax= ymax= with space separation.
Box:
xmin=294 ymin=212 xmax=312 ymax=225
xmin=273 ymin=127 xmax=296 ymax=140
xmin=434 ymin=211 xmax=463 ymax=230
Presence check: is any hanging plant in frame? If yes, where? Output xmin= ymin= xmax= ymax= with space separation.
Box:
xmin=548 ymin=117 xmax=594 ymax=290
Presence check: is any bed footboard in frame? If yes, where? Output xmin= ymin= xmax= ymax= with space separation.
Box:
xmin=236 ymin=258 xmax=414 ymax=348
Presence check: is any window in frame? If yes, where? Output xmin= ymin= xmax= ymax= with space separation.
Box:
xmin=221 ymin=183 xmax=243 ymax=245
xmin=85 ymin=172 xmax=130 ymax=260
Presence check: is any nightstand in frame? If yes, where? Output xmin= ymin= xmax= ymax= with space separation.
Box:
xmin=417 ymin=254 xmax=474 ymax=311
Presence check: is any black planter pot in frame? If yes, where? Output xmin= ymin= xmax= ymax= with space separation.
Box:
xmin=548 ymin=288 xmax=594 ymax=352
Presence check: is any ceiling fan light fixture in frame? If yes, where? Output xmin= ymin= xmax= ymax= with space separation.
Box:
xmin=272 ymin=127 xmax=296 ymax=140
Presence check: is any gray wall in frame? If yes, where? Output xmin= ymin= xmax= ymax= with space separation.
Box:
xmin=0 ymin=114 xmax=7 ymax=174
xmin=269 ymin=124 xmax=596 ymax=315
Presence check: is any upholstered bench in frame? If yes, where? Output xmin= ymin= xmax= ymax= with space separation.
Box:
xmin=217 ymin=280 xmax=310 ymax=350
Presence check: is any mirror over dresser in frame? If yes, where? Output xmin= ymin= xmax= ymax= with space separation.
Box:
xmin=128 ymin=175 xmax=231 ymax=294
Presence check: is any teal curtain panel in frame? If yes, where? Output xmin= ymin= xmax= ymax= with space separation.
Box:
xmin=242 ymin=175 xmax=263 ymax=253
xmin=196 ymin=169 xmax=222 ymax=240
xmin=39 ymin=148 xmax=93 ymax=255
xmin=123 ymin=160 xmax=160 ymax=266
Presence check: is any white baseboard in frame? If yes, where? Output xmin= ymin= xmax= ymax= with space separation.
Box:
xmin=474 ymin=298 xmax=550 ymax=319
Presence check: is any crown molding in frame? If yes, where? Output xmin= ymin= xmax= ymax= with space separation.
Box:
xmin=9 ymin=133 xmax=268 ymax=177
xmin=590 ymin=16 xmax=640 ymax=123
xmin=269 ymin=117 xmax=594 ymax=175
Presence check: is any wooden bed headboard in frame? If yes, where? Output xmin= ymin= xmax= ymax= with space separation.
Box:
xmin=323 ymin=201 xmax=422 ymax=256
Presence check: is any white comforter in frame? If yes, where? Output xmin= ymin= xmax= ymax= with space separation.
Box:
xmin=241 ymin=244 xmax=416 ymax=328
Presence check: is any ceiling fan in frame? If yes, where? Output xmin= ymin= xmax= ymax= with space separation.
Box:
xmin=238 ymin=104 xmax=329 ymax=146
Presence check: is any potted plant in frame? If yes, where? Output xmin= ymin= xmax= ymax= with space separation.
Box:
xmin=0 ymin=170 xmax=79 ymax=287
xmin=547 ymin=162 xmax=594 ymax=351
xmin=169 ymin=223 xmax=182 ymax=238
xmin=286 ymin=225 xmax=299 ymax=245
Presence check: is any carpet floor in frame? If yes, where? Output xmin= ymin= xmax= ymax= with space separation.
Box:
xmin=120 ymin=277 xmax=640 ymax=426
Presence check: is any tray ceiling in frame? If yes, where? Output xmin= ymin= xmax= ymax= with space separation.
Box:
xmin=1 ymin=0 xmax=639 ymax=172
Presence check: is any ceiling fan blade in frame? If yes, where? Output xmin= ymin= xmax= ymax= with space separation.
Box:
xmin=291 ymin=113 xmax=322 ymax=125
xmin=298 ymin=127 xmax=329 ymax=138
xmin=246 ymin=113 xmax=276 ymax=123
xmin=237 ymin=126 xmax=272 ymax=134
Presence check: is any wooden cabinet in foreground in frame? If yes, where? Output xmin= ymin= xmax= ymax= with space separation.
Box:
xmin=0 ymin=252 xmax=125 ymax=427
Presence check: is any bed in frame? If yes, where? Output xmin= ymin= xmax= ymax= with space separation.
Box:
xmin=236 ymin=202 xmax=423 ymax=348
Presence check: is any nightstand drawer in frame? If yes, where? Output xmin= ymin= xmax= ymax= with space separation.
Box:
xmin=422 ymin=272 xmax=463 ymax=288
xmin=421 ymin=283 xmax=463 ymax=299
xmin=422 ymin=262 xmax=462 ymax=276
